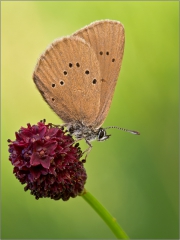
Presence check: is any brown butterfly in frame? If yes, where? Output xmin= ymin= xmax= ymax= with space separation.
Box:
xmin=33 ymin=20 xmax=139 ymax=158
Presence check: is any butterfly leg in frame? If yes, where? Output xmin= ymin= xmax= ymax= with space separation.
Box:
xmin=65 ymin=138 xmax=83 ymax=149
xmin=49 ymin=122 xmax=68 ymax=129
xmin=66 ymin=138 xmax=92 ymax=160
xmin=82 ymin=140 xmax=92 ymax=160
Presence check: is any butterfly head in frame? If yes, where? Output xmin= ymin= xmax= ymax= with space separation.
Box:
xmin=97 ymin=128 xmax=111 ymax=142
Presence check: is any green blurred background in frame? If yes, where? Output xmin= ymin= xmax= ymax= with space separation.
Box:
xmin=2 ymin=1 xmax=179 ymax=239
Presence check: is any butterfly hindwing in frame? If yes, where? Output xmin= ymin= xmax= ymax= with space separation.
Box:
xmin=73 ymin=20 xmax=125 ymax=128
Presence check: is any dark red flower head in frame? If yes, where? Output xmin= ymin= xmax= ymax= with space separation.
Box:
xmin=8 ymin=120 xmax=87 ymax=200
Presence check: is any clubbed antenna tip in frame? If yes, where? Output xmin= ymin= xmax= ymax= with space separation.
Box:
xmin=127 ymin=130 xmax=140 ymax=135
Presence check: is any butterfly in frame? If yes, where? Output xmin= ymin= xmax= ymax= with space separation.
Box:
xmin=33 ymin=20 xmax=139 ymax=158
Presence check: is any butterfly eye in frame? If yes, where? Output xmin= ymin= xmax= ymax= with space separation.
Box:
xmin=97 ymin=129 xmax=110 ymax=141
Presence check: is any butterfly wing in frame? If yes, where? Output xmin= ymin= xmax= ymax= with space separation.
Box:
xmin=33 ymin=36 xmax=101 ymax=126
xmin=73 ymin=20 xmax=125 ymax=128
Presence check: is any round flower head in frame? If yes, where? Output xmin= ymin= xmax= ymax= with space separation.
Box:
xmin=8 ymin=120 xmax=87 ymax=200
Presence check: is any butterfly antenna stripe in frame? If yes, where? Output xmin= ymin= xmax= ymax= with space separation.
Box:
xmin=104 ymin=126 xmax=140 ymax=135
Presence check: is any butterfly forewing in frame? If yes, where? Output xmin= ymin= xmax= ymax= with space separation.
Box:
xmin=33 ymin=36 xmax=101 ymax=126
xmin=73 ymin=20 xmax=125 ymax=128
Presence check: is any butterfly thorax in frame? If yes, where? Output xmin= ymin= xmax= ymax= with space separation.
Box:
xmin=67 ymin=122 xmax=111 ymax=142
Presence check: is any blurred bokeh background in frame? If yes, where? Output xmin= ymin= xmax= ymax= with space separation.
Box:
xmin=2 ymin=1 xmax=179 ymax=239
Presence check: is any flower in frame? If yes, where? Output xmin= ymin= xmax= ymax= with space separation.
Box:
xmin=8 ymin=120 xmax=87 ymax=200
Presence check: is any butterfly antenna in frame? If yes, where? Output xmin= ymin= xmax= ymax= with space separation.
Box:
xmin=104 ymin=126 xmax=140 ymax=135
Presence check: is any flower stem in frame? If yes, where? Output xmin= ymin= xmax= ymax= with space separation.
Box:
xmin=81 ymin=189 xmax=129 ymax=239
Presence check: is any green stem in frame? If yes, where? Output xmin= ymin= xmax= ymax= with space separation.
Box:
xmin=81 ymin=189 xmax=129 ymax=239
